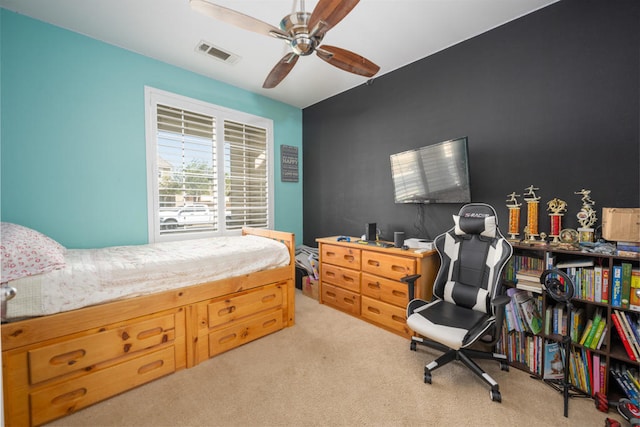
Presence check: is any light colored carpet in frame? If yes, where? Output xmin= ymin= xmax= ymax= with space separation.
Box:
xmin=47 ymin=290 xmax=620 ymax=426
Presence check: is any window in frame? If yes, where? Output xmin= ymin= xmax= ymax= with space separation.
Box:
xmin=145 ymin=87 xmax=274 ymax=242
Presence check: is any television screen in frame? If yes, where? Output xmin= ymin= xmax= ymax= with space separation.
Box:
xmin=390 ymin=137 xmax=471 ymax=204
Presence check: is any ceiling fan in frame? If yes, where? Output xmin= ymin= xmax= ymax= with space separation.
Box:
xmin=190 ymin=0 xmax=380 ymax=88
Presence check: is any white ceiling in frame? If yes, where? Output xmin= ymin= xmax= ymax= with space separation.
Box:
xmin=0 ymin=0 xmax=558 ymax=108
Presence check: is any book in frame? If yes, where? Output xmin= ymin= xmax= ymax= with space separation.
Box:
xmin=612 ymin=310 xmax=637 ymax=361
xmin=630 ymin=269 xmax=640 ymax=312
xmin=602 ymin=268 xmax=610 ymax=304
xmin=613 ymin=265 xmax=623 ymax=307
xmin=543 ymin=341 xmax=564 ymax=380
xmin=579 ymin=319 xmax=593 ymax=345
xmin=596 ymin=326 xmax=608 ymax=350
xmin=622 ymin=263 xmax=633 ymax=309
xmin=571 ymin=307 xmax=585 ymax=343
xmin=588 ymin=320 xmax=607 ymax=350
xmin=583 ymin=308 xmax=603 ymax=348
xmin=594 ymin=266 xmax=603 ymax=304
xmin=513 ymin=290 xmax=543 ymax=334
xmin=611 ymin=364 xmax=640 ymax=405
xmin=618 ymin=310 xmax=640 ymax=360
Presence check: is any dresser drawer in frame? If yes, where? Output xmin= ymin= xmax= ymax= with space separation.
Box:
xmin=321 ymin=263 xmax=361 ymax=293
xmin=30 ymin=346 xmax=176 ymax=426
xmin=208 ymin=309 xmax=283 ymax=357
xmin=361 ymin=251 xmax=416 ymax=281
xmin=28 ymin=313 xmax=176 ymax=385
xmin=321 ymin=244 xmax=361 ymax=270
xmin=361 ymin=272 xmax=410 ymax=307
xmin=206 ymin=284 xmax=283 ymax=329
xmin=321 ymin=283 xmax=360 ymax=316
xmin=361 ymin=296 xmax=412 ymax=337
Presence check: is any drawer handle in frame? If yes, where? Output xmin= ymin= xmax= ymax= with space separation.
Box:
xmin=326 ymin=251 xmax=336 ymax=258
xmin=343 ymin=275 xmax=354 ymax=283
xmin=262 ymin=294 xmax=277 ymax=303
xmin=327 ymin=271 xmax=336 ymax=278
xmin=51 ymin=388 xmax=87 ymax=405
xmin=343 ymin=297 xmax=355 ymax=305
xmin=137 ymin=327 xmax=163 ymax=340
xmin=50 ymin=349 xmax=86 ymax=366
xmin=343 ymin=255 xmax=355 ymax=263
xmin=392 ymin=315 xmax=405 ymax=323
xmin=326 ymin=291 xmax=337 ymax=298
xmin=263 ymin=319 xmax=277 ymax=328
xmin=367 ymin=260 xmax=380 ymax=267
xmin=218 ymin=333 xmax=237 ymax=345
xmin=138 ymin=359 xmax=164 ymax=375
xmin=367 ymin=306 xmax=381 ymax=314
xmin=218 ymin=306 xmax=236 ymax=316
xmin=391 ymin=265 xmax=407 ymax=273
xmin=392 ymin=290 xmax=406 ymax=298
xmin=367 ymin=282 xmax=381 ymax=290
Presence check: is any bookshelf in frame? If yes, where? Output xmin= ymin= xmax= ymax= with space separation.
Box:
xmin=498 ymin=242 xmax=640 ymax=404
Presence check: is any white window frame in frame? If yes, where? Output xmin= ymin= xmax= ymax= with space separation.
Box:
xmin=144 ymin=86 xmax=274 ymax=242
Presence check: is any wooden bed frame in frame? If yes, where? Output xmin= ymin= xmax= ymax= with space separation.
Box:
xmin=1 ymin=228 xmax=296 ymax=426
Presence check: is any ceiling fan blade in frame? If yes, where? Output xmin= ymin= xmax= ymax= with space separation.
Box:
xmin=263 ymin=53 xmax=300 ymax=89
xmin=308 ymin=0 xmax=360 ymax=36
xmin=316 ymin=45 xmax=380 ymax=78
xmin=190 ymin=0 xmax=288 ymax=39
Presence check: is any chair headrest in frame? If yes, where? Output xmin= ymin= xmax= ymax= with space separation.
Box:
xmin=453 ymin=203 xmax=498 ymax=238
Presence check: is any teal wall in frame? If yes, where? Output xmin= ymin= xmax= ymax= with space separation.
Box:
xmin=0 ymin=10 xmax=303 ymax=248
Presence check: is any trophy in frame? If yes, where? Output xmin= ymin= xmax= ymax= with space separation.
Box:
xmin=506 ymin=192 xmax=522 ymax=241
xmin=523 ymin=185 xmax=541 ymax=243
xmin=546 ymin=198 xmax=567 ymax=244
xmin=575 ymin=189 xmax=597 ymax=243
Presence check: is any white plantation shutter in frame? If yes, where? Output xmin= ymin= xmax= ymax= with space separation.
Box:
xmin=224 ymin=120 xmax=269 ymax=230
xmin=146 ymin=87 xmax=274 ymax=242
xmin=157 ymin=104 xmax=218 ymax=236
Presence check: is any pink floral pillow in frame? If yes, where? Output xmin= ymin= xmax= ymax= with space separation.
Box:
xmin=1 ymin=222 xmax=66 ymax=282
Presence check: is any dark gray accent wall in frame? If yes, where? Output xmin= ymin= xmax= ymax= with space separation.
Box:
xmin=302 ymin=0 xmax=639 ymax=246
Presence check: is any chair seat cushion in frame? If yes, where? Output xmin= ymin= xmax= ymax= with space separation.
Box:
xmin=407 ymin=299 xmax=490 ymax=350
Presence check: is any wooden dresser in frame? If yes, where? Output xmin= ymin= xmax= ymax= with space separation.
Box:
xmin=316 ymin=237 xmax=439 ymax=338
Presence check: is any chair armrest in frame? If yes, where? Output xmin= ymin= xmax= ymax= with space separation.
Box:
xmin=483 ymin=294 xmax=511 ymax=346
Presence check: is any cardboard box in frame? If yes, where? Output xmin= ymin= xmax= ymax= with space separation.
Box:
xmin=602 ymin=208 xmax=640 ymax=243
xmin=302 ymin=276 xmax=319 ymax=300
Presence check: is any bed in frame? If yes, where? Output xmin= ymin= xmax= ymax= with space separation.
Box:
xmin=1 ymin=224 xmax=295 ymax=426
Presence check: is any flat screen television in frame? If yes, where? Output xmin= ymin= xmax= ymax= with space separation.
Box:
xmin=390 ymin=137 xmax=471 ymax=204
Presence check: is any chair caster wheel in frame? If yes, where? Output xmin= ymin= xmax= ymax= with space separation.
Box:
xmin=410 ymin=341 xmax=417 ymax=351
xmin=424 ymin=370 xmax=432 ymax=384
xmin=490 ymin=389 xmax=502 ymax=403
xmin=500 ymin=362 xmax=509 ymax=371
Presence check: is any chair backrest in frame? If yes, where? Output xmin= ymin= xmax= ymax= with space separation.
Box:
xmin=432 ymin=203 xmax=513 ymax=315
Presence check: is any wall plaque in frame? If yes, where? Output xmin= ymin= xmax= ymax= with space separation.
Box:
xmin=281 ymin=145 xmax=299 ymax=182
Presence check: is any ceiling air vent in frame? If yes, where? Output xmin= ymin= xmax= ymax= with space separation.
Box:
xmin=196 ymin=41 xmax=240 ymax=64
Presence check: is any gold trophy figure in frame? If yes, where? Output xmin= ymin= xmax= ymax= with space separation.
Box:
xmin=506 ymin=192 xmax=522 ymax=241
xmin=546 ymin=198 xmax=567 ymax=244
xmin=524 ymin=185 xmax=541 ymax=243
xmin=575 ymin=189 xmax=597 ymax=243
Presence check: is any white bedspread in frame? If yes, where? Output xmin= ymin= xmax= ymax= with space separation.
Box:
xmin=4 ymin=235 xmax=289 ymax=320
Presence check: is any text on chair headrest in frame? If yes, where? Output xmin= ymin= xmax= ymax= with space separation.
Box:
xmin=453 ymin=214 xmax=497 ymax=238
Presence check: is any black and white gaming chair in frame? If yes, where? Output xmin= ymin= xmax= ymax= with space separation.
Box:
xmin=405 ymin=203 xmax=513 ymax=402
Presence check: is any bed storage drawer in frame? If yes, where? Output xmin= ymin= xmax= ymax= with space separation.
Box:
xmin=28 ymin=313 xmax=176 ymax=384
xmin=361 ymin=296 xmax=411 ymax=337
xmin=208 ymin=309 xmax=283 ymax=357
xmin=321 ymin=263 xmax=361 ymax=293
xmin=321 ymin=283 xmax=360 ymax=315
xmin=321 ymin=244 xmax=361 ymax=270
xmin=29 ymin=346 xmax=176 ymax=426
xmin=205 ymin=284 xmax=284 ymax=329
xmin=361 ymin=252 xmax=415 ymax=281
